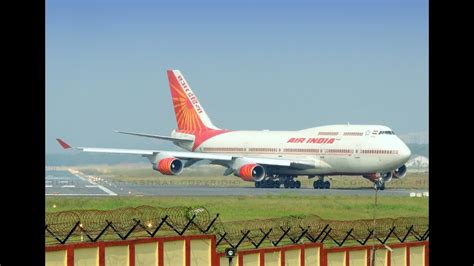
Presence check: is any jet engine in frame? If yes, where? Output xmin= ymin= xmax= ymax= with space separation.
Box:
xmin=392 ymin=165 xmax=407 ymax=178
xmin=235 ymin=164 xmax=266 ymax=182
xmin=152 ymin=157 xmax=184 ymax=175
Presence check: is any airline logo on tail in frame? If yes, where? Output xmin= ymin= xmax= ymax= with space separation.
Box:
xmin=167 ymin=70 xmax=230 ymax=151
xmin=177 ymin=75 xmax=203 ymax=114
xmin=167 ymin=70 xmax=219 ymax=131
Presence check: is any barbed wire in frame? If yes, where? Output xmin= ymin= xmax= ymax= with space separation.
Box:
xmin=45 ymin=206 xmax=428 ymax=247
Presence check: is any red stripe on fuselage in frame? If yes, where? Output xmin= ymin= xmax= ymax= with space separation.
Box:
xmin=177 ymin=129 xmax=232 ymax=151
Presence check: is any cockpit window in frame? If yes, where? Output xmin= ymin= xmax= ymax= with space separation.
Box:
xmin=379 ymin=131 xmax=395 ymax=135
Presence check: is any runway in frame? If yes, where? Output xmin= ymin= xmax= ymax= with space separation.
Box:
xmin=45 ymin=170 xmax=427 ymax=197
xmin=46 ymin=170 xmax=117 ymax=196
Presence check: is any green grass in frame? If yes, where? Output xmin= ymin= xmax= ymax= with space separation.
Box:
xmin=45 ymin=195 xmax=428 ymax=222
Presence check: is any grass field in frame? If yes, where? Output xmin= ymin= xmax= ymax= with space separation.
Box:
xmin=75 ymin=164 xmax=429 ymax=189
xmin=45 ymin=194 xmax=428 ymax=222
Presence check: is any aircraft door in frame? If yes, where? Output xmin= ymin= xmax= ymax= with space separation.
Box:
xmin=349 ymin=143 xmax=364 ymax=172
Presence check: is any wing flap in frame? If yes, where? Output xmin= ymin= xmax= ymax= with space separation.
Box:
xmin=79 ymin=147 xmax=156 ymax=155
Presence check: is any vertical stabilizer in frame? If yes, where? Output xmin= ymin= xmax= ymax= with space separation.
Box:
xmin=167 ymin=70 xmax=219 ymax=131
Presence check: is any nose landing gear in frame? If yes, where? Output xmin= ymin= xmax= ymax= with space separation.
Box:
xmin=373 ymin=180 xmax=386 ymax=190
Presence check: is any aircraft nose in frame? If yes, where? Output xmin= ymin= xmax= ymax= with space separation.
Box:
xmin=399 ymin=143 xmax=412 ymax=162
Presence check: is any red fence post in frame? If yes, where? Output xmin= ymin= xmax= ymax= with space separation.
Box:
xmin=185 ymin=238 xmax=191 ymax=266
xmin=158 ymin=238 xmax=164 ymax=266
xmin=210 ymin=235 xmax=219 ymax=266
xmin=366 ymin=247 xmax=370 ymax=266
xmin=300 ymin=245 xmax=305 ymax=266
xmin=320 ymin=246 xmax=327 ymax=266
xmin=129 ymin=242 xmax=135 ymax=266
xmin=98 ymin=243 xmax=105 ymax=266
xmin=346 ymin=251 xmax=350 ymax=266
xmin=259 ymin=250 xmax=265 ymax=266
xmin=406 ymin=246 xmax=411 ymax=266
xmin=387 ymin=250 xmax=392 ymax=266
xmin=280 ymin=248 xmax=286 ymax=266
xmin=67 ymin=245 xmax=74 ymax=266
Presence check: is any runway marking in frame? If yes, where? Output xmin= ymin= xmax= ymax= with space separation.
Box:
xmin=45 ymin=185 xmax=52 ymax=188
xmin=61 ymin=185 xmax=76 ymax=188
xmin=95 ymin=185 xmax=117 ymax=196
xmin=67 ymin=170 xmax=117 ymax=196
xmin=85 ymin=185 xmax=99 ymax=188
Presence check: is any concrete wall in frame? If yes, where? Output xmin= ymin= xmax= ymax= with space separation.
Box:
xmin=217 ymin=241 xmax=428 ymax=266
xmin=45 ymin=234 xmax=217 ymax=266
xmin=46 ymin=235 xmax=428 ymax=266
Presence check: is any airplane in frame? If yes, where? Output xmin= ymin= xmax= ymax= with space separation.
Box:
xmin=57 ymin=69 xmax=411 ymax=190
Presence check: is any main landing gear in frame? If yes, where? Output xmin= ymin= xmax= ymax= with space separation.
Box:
xmin=313 ymin=176 xmax=330 ymax=189
xmin=254 ymin=175 xmax=301 ymax=189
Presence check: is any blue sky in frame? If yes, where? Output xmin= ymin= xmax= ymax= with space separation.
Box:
xmin=46 ymin=0 xmax=428 ymax=153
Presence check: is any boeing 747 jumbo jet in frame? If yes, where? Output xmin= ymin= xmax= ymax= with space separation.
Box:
xmin=57 ymin=70 xmax=411 ymax=190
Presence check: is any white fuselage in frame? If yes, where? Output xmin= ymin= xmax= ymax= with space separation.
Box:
xmin=173 ymin=124 xmax=411 ymax=176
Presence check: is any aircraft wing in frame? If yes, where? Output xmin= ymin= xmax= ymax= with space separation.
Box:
xmin=57 ymin=138 xmax=231 ymax=160
xmin=56 ymin=139 xmax=321 ymax=170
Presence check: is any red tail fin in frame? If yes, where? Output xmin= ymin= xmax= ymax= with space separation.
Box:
xmin=167 ymin=70 xmax=219 ymax=131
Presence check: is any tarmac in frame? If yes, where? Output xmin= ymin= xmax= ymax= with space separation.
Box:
xmin=45 ymin=170 xmax=427 ymax=197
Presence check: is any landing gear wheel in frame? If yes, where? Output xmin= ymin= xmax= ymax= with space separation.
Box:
xmin=313 ymin=176 xmax=327 ymax=189
xmin=295 ymin=180 xmax=301 ymax=188
xmin=274 ymin=180 xmax=281 ymax=188
xmin=313 ymin=180 xmax=324 ymax=189
xmin=288 ymin=181 xmax=295 ymax=188
xmin=323 ymin=181 xmax=330 ymax=189
xmin=266 ymin=180 xmax=273 ymax=188
xmin=255 ymin=182 xmax=261 ymax=188
xmin=313 ymin=180 xmax=319 ymax=189
xmin=284 ymin=181 xmax=290 ymax=188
